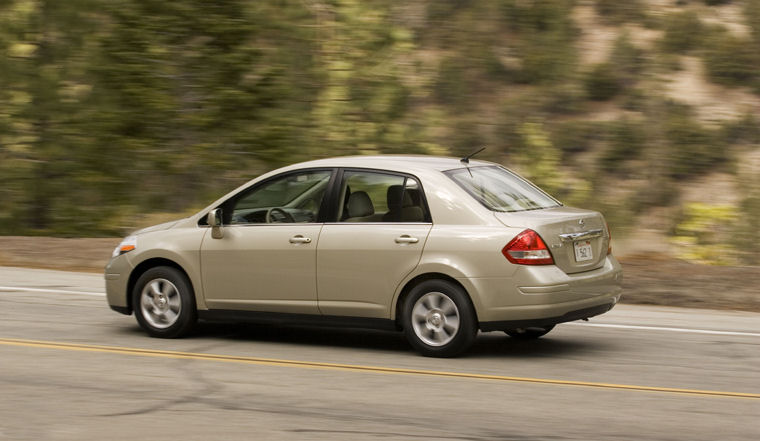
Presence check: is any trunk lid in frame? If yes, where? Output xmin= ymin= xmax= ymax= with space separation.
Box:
xmin=494 ymin=207 xmax=609 ymax=274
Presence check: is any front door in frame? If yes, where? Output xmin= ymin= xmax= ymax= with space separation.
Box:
xmin=200 ymin=169 xmax=332 ymax=314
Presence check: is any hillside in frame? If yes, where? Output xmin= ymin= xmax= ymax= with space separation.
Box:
xmin=1 ymin=0 xmax=759 ymax=265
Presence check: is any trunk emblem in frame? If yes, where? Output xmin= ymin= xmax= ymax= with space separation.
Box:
xmin=578 ymin=219 xmax=585 ymax=226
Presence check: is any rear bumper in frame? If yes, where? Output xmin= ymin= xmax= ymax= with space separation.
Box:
xmin=479 ymin=299 xmax=616 ymax=331
xmin=463 ymin=255 xmax=623 ymax=325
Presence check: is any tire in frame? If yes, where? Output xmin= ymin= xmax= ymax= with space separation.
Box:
xmin=504 ymin=325 xmax=555 ymax=340
xmin=402 ymin=280 xmax=477 ymax=357
xmin=133 ymin=266 xmax=197 ymax=338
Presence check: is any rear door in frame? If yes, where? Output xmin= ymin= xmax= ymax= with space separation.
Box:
xmin=316 ymin=169 xmax=432 ymax=318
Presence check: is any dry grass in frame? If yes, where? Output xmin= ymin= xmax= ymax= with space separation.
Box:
xmin=619 ymin=254 xmax=760 ymax=312
xmin=0 ymin=236 xmax=120 ymax=273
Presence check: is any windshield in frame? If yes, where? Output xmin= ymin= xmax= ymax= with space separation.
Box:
xmin=445 ymin=166 xmax=561 ymax=212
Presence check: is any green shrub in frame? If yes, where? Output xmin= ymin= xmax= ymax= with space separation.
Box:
xmin=534 ymin=83 xmax=588 ymax=115
xmin=702 ymin=30 xmax=759 ymax=88
xmin=729 ymin=158 xmax=760 ymax=264
xmin=660 ymin=11 xmax=704 ymax=52
xmin=720 ymin=114 xmax=760 ymax=145
xmin=434 ymin=56 xmax=471 ymax=107
xmin=426 ymin=0 xmax=464 ymax=21
xmin=502 ymin=0 xmax=576 ymax=34
xmin=512 ymin=33 xmax=578 ymax=84
xmin=595 ymin=0 xmax=647 ymax=25
xmin=621 ymin=88 xmax=648 ymax=111
xmin=663 ymin=106 xmax=727 ymax=178
xmin=584 ymin=63 xmax=621 ymax=101
xmin=610 ymin=33 xmax=645 ymax=84
xmin=515 ymin=122 xmax=563 ymax=194
xmin=747 ymin=0 xmax=760 ymax=44
xmin=735 ymin=191 xmax=760 ymax=265
xmin=631 ymin=176 xmax=680 ymax=209
xmin=582 ymin=34 xmax=644 ymax=102
xmin=446 ymin=119 xmax=487 ymax=154
xmin=598 ymin=119 xmax=647 ymax=172
xmin=551 ymin=121 xmax=603 ymax=156
xmin=501 ymin=0 xmax=578 ymax=84
xmin=653 ymin=52 xmax=683 ymax=73
xmin=671 ymin=202 xmax=739 ymax=265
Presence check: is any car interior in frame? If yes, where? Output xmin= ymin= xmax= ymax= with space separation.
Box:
xmin=341 ymin=184 xmax=425 ymax=223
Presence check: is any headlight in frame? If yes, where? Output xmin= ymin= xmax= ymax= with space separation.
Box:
xmin=112 ymin=235 xmax=137 ymax=258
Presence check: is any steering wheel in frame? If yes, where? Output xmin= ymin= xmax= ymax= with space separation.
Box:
xmin=265 ymin=207 xmax=295 ymax=223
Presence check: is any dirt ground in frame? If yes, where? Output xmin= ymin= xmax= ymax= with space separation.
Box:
xmin=1 ymin=236 xmax=758 ymax=312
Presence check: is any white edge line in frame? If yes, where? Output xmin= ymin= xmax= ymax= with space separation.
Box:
xmin=1 ymin=286 xmax=759 ymax=337
xmin=0 ymin=286 xmax=105 ymax=297
xmin=568 ymin=322 xmax=760 ymax=338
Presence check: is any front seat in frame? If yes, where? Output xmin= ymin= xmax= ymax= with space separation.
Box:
xmin=344 ymin=191 xmax=375 ymax=222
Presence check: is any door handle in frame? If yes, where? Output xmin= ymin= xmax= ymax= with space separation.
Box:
xmin=289 ymin=235 xmax=312 ymax=244
xmin=394 ymin=235 xmax=419 ymax=244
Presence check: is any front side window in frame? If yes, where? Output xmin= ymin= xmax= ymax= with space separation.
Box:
xmin=445 ymin=166 xmax=561 ymax=212
xmin=337 ymin=170 xmax=428 ymax=222
xmin=226 ymin=170 xmax=332 ymax=224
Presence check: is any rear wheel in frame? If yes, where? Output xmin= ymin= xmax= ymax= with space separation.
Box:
xmin=403 ymin=280 xmax=477 ymax=357
xmin=133 ymin=266 xmax=197 ymax=338
xmin=504 ymin=325 xmax=554 ymax=339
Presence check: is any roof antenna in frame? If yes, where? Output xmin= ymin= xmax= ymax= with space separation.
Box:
xmin=461 ymin=147 xmax=486 ymax=164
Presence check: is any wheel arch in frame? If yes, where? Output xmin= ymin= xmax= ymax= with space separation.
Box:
xmin=127 ymin=258 xmax=194 ymax=313
xmin=393 ymin=272 xmax=479 ymax=329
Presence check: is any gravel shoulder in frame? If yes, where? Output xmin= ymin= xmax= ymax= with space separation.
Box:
xmin=1 ymin=236 xmax=758 ymax=312
xmin=0 ymin=236 xmax=120 ymax=273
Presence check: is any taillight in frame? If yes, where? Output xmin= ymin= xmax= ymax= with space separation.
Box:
xmin=606 ymin=222 xmax=612 ymax=255
xmin=502 ymin=229 xmax=554 ymax=265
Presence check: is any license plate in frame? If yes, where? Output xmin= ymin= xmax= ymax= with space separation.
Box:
xmin=574 ymin=240 xmax=593 ymax=262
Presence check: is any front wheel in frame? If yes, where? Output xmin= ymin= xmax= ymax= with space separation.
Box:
xmin=504 ymin=325 xmax=555 ymax=339
xmin=402 ymin=280 xmax=477 ymax=357
xmin=133 ymin=266 xmax=197 ymax=338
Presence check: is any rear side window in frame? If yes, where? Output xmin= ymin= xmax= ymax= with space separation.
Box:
xmin=445 ymin=166 xmax=561 ymax=212
xmin=336 ymin=170 xmax=429 ymax=222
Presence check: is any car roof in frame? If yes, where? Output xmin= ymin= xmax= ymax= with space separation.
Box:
xmin=286 ymin=155 xmax=496 ymax=174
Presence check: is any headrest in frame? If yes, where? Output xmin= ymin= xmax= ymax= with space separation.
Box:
xmin=387 ymin=185 xmax=413 ymax=209
xmin=347 ymin=191 xmax=374 ymax=218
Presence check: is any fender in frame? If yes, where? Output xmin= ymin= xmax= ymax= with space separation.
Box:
xmin=390 ymin=260 xmax=486 ymax=321
xmin=126 ymin=228 xmax=207 ymax=310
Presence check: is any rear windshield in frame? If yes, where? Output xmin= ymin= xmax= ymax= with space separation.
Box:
xmin=445 ymin=166 xmax=561 ymax=212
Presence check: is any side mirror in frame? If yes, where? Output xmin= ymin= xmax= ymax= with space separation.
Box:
xmin=207 ymin=208 xmax=224 ymax=239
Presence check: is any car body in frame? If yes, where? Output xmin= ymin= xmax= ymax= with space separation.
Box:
xmin=106 ymin=155 xmax=622 ymax=356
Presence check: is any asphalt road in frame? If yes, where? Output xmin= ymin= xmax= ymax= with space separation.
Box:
xmin=1 ymin=266 xmax=759 ymax=441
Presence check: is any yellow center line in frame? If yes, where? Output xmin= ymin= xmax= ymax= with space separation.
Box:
xmin=2 ymin=337 xmax=758 ymax=400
